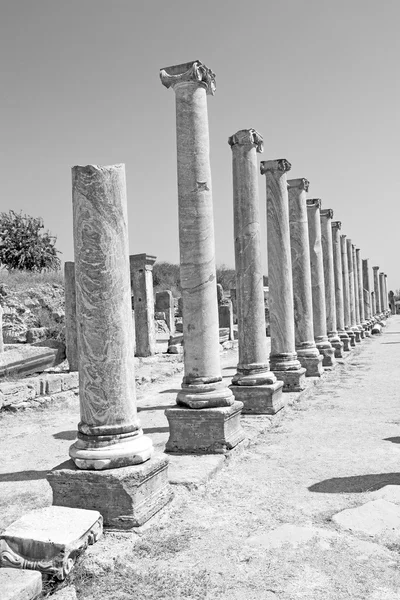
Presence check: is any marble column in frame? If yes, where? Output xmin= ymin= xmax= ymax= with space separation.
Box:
xmin=347 ymin=239 xmax=361 ymax=343
xmin=352 ymin=245 xmax=365 ymax=339
xmin=320 ymin=209 xmax=344 ymax=357
xmin=307 ymin=199 xmax=336 ymax=367
xmin=356 ymin=249 xmax=369 ymax=336
xmin=47 ymin=164 xmax=172 ymax=528
xmin=384 ymin=274 xmax=389 ymax=312
xmin=260 ymin=159 xmax=306 ymax=391
xmin=362 ymin=258 xmax=373 ymax=325
xmin=379 ymin=272 xmax=386 ymax=316
xmin=288 ymin=178 xmax=323 ymax=376
xmin=228 ymin=129 xmax=284 ymax=412
xmin=160 ymin=60 xmax=244 ymax=452
xmin=340 ymin=235 xmax=356 ymax=346
xmin=64 ymin=261 xmax=79 ymax=371
xmin=130 ymin=253 xmax=156 ymax=357
xmin=331 ymin=222 xmax=351 ymax=351
xmin=389 ymin=290 xmax=395 ymax=314
xmin=373 ymin=266 xmax=381 ymax=315
xmin=371 ymin=290 xmax=376 ymax=316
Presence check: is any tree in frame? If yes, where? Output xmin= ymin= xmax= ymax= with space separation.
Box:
xmin=0 ymin=210 xmax=61 ymax=272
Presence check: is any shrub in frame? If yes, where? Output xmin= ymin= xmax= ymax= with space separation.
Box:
xmin=0 ymin=210 xmax=61 ymax=272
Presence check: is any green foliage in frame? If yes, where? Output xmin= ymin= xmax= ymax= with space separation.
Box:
xmin=0 ymin=210 xmax=61 ymax=272
xmin=153 ymin=261 xmax=181 ymax=297
xmin=216 ymin=265 xmax=236 ymax=290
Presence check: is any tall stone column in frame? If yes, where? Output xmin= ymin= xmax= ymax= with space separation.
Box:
xmin=0 ymin=304 xmax=4 ymax=353
xmin=371 ymin=290 xmax=376 ymax=316
xmin=356 ymin=249 xmax=369 ymax=336
xmin=47 ymin=164 xmax=172 ymax=528
xmin=347 ymin=239 xmax=361 ymax=343
xmin=340 ymin=235 xmax=356 ymax=346
xmin=331 ymin=222 xmax=351 ymax=351
xmin=389 ymin=290 xmax=395 ymax=315
xmin=228 ymin=129 xmax=284 ymax=412
xmin=160 ymin=60 xmax=244 ymax=452
xmin=64 ymin=262 xmax=79 ymax=371
xmin=288 ymin=178 xmax=323 ymax=376
xmin=373 ymin=266 xmax=381 ymax=314
xmin=260 ymin=159 xmax=306 ymax=391
xmin=362 ymin=258 xmax=373 ymax=324
xmin=130 ymin=253 xmax=156 ymax=357
xmin=352 ymin=245 xmax=364 ymax=339
xmin=320 ymin=209 xmax=344 ymax=357
xmin=384 ymin=274 xmax=389 ymax=312
xmin=155 ymin=290 xmax=175 ymax=334
xmin=307 ymin=199 xmax=336 ymax=367
xmin=379 ymin=272 xmax=385 ymax=316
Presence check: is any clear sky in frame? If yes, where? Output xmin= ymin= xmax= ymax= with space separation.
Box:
xmin=1 ymin=0 xmax=399 ymax=290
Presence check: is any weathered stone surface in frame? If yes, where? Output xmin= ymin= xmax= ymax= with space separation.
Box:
xmin=168 ymin=454 xmax=225 ymax=488
xmin=165 ymin=401 xmax=244 ymax=454
xmin=332 ymin=222 xmax=351 ymax=351
xmin=373 ymin=266 xmax=381 ymax=314
xmin=0 ymin=345 xmax=60 ymax=379
xmin=370 ymin=486 xmax=400 ymax=504
xmin=47 ymin=456 xmax=172 ymax=529
xmin=0 ymin=506 xmax=102 ymax=580
xmin=45 ymin=374 xmax=62 ymax=395
xmin=155 ymin=290 xmax=175 ymax=334
xmin=379 ymin=272 xmax=386 ymax=315
xmin=230 ymin=382 xmax=284 ymax=414
xmin=0 ymin=381 xmax=36 ymax=406
xmin=218 ymin=302 xmax=234 ymax=340
xmin=340 ymin=235 xmax=356 ymax=347
xmin=0 ymin=568 xmax=42 ymax=600
xmin=51 ymin=586 xmax=77 ymax=600
xmin=347 ymin=238 xmax=361 ymax=342
xmin=274 ymin=368 xmax=307 ymax=392
xmin=246 ymin=524 xmax=338 ymax=550
xmin=130 ymin=253 xmax=156 ymax=357
xmin=64 ymin=262 xmax=78 ymax=371
xmin=332 ymin=499 xmax=400 ymax=539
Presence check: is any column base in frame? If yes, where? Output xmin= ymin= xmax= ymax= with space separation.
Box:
xmin=331 ymin=339 xmax=344 ymax=358
xmin=346 ymin=329 xmax=356 ymax=347
xmin=338 ymin=331 xmax=351 ymax=352
xmin=353 ymin=328 xmax=362 ymax=343
xmin=273 ymin=368 xmax=306 ymax=392
xmin=297 ymin=353 xmax=324 ymax=377
xmin=230 ymin=381 xmax=284 ymax=414
xmin=46 ymin=455 xmax=173 ymax=529
xmin=316 ymin=341 xmax=336 ymax=368
xmin=177 ymin=380 xmax=234 ymax=409
xmin=165 ymin=401 xmax=244 ymax=454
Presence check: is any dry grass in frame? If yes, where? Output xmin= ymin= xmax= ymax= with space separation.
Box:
xmin=0 ymin=268 xmax=64 ymax=291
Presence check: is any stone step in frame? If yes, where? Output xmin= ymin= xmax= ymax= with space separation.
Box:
xmin=0 ymin=568 xmax=42 ymax=600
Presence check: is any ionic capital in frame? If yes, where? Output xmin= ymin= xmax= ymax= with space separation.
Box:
xmin=372 ymin=266 xmax=379 ymax=271
xmin=287 ymin=178 xmax=309 ymax=192
xmin=260 ymin=159 xmax=291 ymax=175
xmin=320 ymin=208 xmax=334 ymax=219
xmin=306 ymin=198 xmax=322 ymax=209
xmin=332 ymin=221 xmax=341 ymax=230
xmin=160 ymin=60 xmax=216 ymax=95
xmin=228 ymin=129 xmax=263 ymax=153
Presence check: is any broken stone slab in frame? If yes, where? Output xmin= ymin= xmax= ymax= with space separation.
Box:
xmin=0 ymin=506 xmax=102 ymax=580
xmin=0 ymin=345 xmax=61 ymax=379
xmin=0 ymin=568 xmax=42 ymax=600
xmin=332 ymin=499 xmax=400 ymax=540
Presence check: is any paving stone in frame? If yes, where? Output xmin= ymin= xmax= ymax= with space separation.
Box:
xmin=0 ymin=506 xmax=102 ymax=580
xmin=332 ymin=499 xmax=400 ymax=539
xmin=168 ymin=454 xmax=225 ymax=488
xmin=369 ymin=485 xmax=400 ymax=505
xmin=0 ymin=567 xmax=42 ymax=600
xmin=245 ymin=524 xmax=338 ymax=549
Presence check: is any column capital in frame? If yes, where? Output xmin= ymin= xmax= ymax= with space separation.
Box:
xmin=372 ymin=266 xmax=379 ymax=271
xmin=228 ymin=129 xmax=263 ymax=152
xmin=306 ymin=198 xmax=321 ymax=209
xmin=287 ymin=178 xmax=309 ymax=191
xmin=129 ymin=253 xmax=157 ymax=270
xmin=332 ymin=221 xmax=341 ymax=230
xmin=320 ymin=208 xmax=334 ymax=219
xmin=160 ymin=60 xmax=216 ymax=95
xmin=260 ymin=159 xmax=291 ymax=174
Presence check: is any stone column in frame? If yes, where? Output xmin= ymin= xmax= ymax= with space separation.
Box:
xmin=340 ymin=235 xmax=356 ymax=346
xmin=371 ymin=290 xmax=376 ymax=316
xmin=64 ymin=262 xmax=79 ymax=371
xmin=307 ymin=199 xmax=336 ymax=367
xmin=379 ymin=272 xmax=385 ymax=316
xmin=389 ymin=290 xmax=395 ymax=315
xmin=160 ymin=60 xmax=244 ymax=453
xmin=130 ymin=253 xmax=156 ymax=357
xmin=155 ymin=290 xmax=175 ymax=334
xmin=373 ymin=266 xmax=381 ymax=314
xmin=0 ymin=304 xmax=3 ymax=353
xmin=362 ymin=258 xmax=373 ymax=324
xmin=355 ymin=249 xmax=369 ymax=336
xmin=320 ymin=209 xmax=344 ymax=357
xmin=260 ymin=159 xmax=306 ymax=391
xmin=228 ymin=129 xmax=284 ymax=413
xmin=352 ymin=245 xmax=364 ymax=339
xmin=384 ymin=274 xmax=389 ymax=312
xmin=47 ymin=164 xmax=172 ymax=528
xmin=331 ymin=222 xmax=351 ymax=351
xmin=347 ymin=239 xmax=361 ymax=342
xmin=288 ymin=178 xmax=323 ymax=376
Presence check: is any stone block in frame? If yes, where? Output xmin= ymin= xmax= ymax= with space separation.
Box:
xmin=0 ymin=506 xmax=102 ymax=580
xmin=319 ymin=347 xmax=337 ymax=368
xmin=0 ymin=382 xmax=36 ymax=407
xmin=47 ymin=455 xmax=173 ymax=529
xmin=274 ymin=367 xmax=307 ymax=392
xmin=332 ymin=499 xmax=400 ymax=541
xmin=165 ymin=401 xmax=244 ymax=454
xmin=45 ymin=375 xmax=62 ymax=395
xmin=230 ymin=381 xmax=285 ymax=414
xmin=61 ymin=372 xmax=79 ymax=391
xmin=0 ymin=568 xmax=42 ymax=600
xmin=298 ymin=354 xmax=324 ymax=377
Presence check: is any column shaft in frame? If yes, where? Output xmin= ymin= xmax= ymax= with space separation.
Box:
xmin=362 ymin=259 xmax=372 ymax=321
xmin=373 ymin=267 xmax=381 ymax=314
xmin=64 ymin=262 xmax=78 ymax=371
xmin=130 ymin=253 xmax=156 ymax=357
xmin=379 ymin=273 xmax=385 ymax=315
xmin=347 ymin=238 xmax=361 ymax=342
xmin=356 ymin=249 xmax=368 ymax=335
xmin=332 ymin=223 xmax=350 ymax=351
xmin=352 ymin=245 xmax=364 ymax=339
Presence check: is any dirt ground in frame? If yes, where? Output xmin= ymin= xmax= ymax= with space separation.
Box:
xmin=2 ymin=319 xmax=400 ymax=599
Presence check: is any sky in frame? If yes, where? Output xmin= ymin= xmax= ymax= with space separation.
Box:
xmin=1 ymin=0 xmax=399 ymax=290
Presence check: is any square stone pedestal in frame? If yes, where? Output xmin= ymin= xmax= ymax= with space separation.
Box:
xmin=273 ymin=367 xmax=306 ymax=392
xmin=1 ymin=568 xmax=42 ymax=600
xmin=47 ymin=455 xmax=173 ymax=530
xmin=165 ymin=401 xmax=244 ymax=454
xmin=0 ymin=506 xmax=102 ymax=581
xmin=229 ymin=381 xmax=284 ymax=414
xmin=298 ymin=355 xmax=324 ymax=377
xmin=320 ymin=347 xmax=337 ymax=368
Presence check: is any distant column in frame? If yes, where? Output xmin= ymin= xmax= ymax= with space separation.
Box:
xmin=384 ymin=274 xmax=389 ymax=312
xmin=356 ymin=249 xmax=369 ymax=336
xmin=379 ymin=272 xmax=385 ymax=316
xmin=371 ymin=290 xmax=376 ymax=316
xmin=352 ymin=245 xmax=364 ymax=339
xmin=373 ymin=266 xmax=381 ymax=314
xmin=260 ymin=159 xmax=306 ymax=391
xmin=389 ymin=289 xmax=395 ymax=315
xmin=362 ymin=258 xmax=372 ymax=324
xmin=130 ymin=254 xmax=156 ymax=357
xmin=320 ymin=209 xmax=343 ymax=357
xmin=307 ymin=199 xmax=336 ymax=367
xmin=347 ymin=239 xmax=361 ymax=343
xmin=0 ymin=304 xmax=4 ymax=353
xmin=228 ymin=128 xmax=283 ymax=412
xmin=160 ymin=60 xmax=244 ymax=453
xmin=288 ymin=178 xmax=323 ymax=376
xmin=64 ymin=261 xmax=79 ymax=371
xmin=331 ymin=222 xmax=351 ymax=351
xmin=155 ymin=290 xmax=175 ymax=335
xmin=340 ymin=235 xmax=356 ymax=347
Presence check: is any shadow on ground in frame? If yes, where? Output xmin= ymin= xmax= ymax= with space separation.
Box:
xmin=53 ymin=430 xmax=77 ymax=440
xmin=143 ymin=426 xmax=169 ymax=434
xmin=309 ymin=472 xmax=400 ymax=493
xmin=0 ymin=470 xmax=48 ymax=482
xmin=384 ymin=437 xmax=400 ymax=444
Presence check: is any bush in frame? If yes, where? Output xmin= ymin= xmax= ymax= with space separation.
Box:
xmin=0 ymin=210 xmax=61 ymax=272
xmin=153 ymin=262 xmax=181 ymax=297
